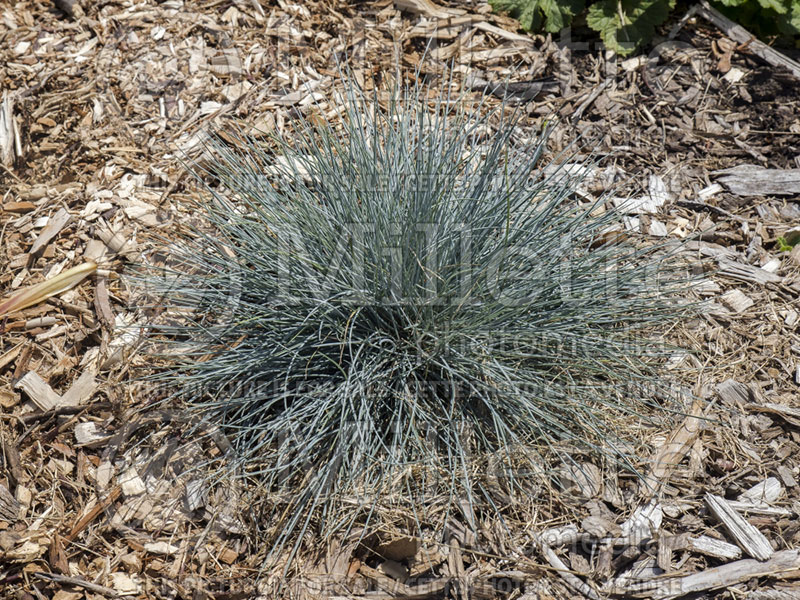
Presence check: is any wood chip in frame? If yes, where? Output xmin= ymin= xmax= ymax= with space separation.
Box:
xmin=49 ymin=534 xmax=69 ymax=574
xmin=0 ymin=482 xmax=21 ymax=521
xmin=720 ymin=289 xmax=754 ymax=313
xmin=747 ymin=402 xmax=800 ymax=427
xmin=621 ymin=500 xmax=663 ymax=544
xmin=65 ymin=486 xmax=121 ymax=542
xmin=29 ymin=207 xmax=70 ymax=256
xmin=0 ymin=342 xmax=24 ymax=372
xmin=93 ymin=276 xmax=114 ymax=326
xmin=725 ymin=502 xmax=792 ymax=517
xmin=648 ymin=549 xmax=800 ymax=599
xmin=14 ymin=371 xmax=61 ymax=411
xmin=717 ymin=257 xmax=782 ymax=285
xmin=119 ymin=467 xmax=146 ymax=496
xmin=657 ymin=536 xmax=673 ymax=572
xmin=61 ymin=370 xmax=97 ymax=407
xmin=144 ymin=541 xmax=180 ymax=555
xmin=2 ymin=201 xmax=36 ymax=213
xmin=714 ymin=165 xmax=800 ymax=197
xmin=686 ymin=535 xmax=742 ymax=560
xmin=0 ymin=92 xmax=16 ymax=166
xmin=74 ymin=422 xmax=106 ymax=445
xmin=717 ymin=379 xmax=755 ymax=405
xmin=705 ymin=493 xmax=773 ymax=561
xmin=776 ymin=465 xmax=797 ymax=488
xmin=738 ymin=478 xmax=784 ymax=506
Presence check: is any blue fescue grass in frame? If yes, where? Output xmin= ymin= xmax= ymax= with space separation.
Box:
xmin=138 ymin=73 xmax=696 ymax=565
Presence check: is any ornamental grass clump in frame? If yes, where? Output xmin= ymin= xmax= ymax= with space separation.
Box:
xmin=142 ymin=75 xmax=693 ymax=559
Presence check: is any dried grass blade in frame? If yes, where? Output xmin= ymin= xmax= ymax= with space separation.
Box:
xmin=0 ymin=261 xmax=97 ymax=317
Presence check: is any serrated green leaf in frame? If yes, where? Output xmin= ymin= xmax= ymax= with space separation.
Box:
xmin=586 ymin=1 xmax=620 ymax=48
xmin=521 ymin=0 xmax=541 ymax=29
xmin=756 ymin=0 xmax=788 ymax=12
xmin=715 ymin=0 xmax=751 ymax=6
xmin=489 ymin=0 xmax=584 ymax=33
xmin=587 ymin=0 xmax=674 ymax=56
xmin=541 ymin=0 xmax=585 ymax=30
xmin=792 ymin=2 xmax=800 ymax=31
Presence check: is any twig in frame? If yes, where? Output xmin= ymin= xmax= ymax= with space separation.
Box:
xmin=534 ymin=537 xmax=602 ymax=600
xmin=20 ymin=402 xmax=111 ymax=426
xmin=668 ymin=5 xmax=699 ymax=40
xmin=676 ymin=199 xmax=747 ymax=224
xmin=696 ymin=0 xmax=800 ymax=80
xmin=572 ymin=80 xmax=610 ymax=123
xmin=65 ymin=486 xmax=122 ymax=542
xmin=32 ymin=572 xmax=118 ymax=597
xmin=0 ymin=160 xmax=23 ymax=184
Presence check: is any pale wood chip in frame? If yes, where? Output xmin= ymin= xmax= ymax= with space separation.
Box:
xmin=29 ymin=207 xmax=71 ymax=256
xmin=717 ymin=257 xmax=782 ymax=285
xmin=96 ymin=226 xmax=138 ymax=260
xmin=720 ymin=289 xmax=754 ymax=313
xmin=686 ymin=534 xmax=742 ymax=560
xmin=746 ymin=402 xmax=800 ymax=427
xmin=717 ymin=379 xmax=755 ymax=405
xmin=647 ymin=549 xmax=800 ymax=599
xmin=14 ymin=371 xmax=61 ymax=411
xmin=776 ymin=465 xmax=797 ymax=488
xmin=714 ymin=165 xmax=800 ymax=196
xmin=144 ymin=541 xmax=180 ymax=555
xmin=61 ymin=370 xmax=97 ymax=407
xmin=657 ymin=536 xmax=673 ymax=572
xmin=119 ymin=467 xmax=147 ymax=496
xmin=536 ymin=525 xmax=581 ymax=547
xmin=738 ymin=477 xmax=784 ymax=506
xmin=0 ymin=92 xmax=17 ymax=166
xmin=724 ymin=502 xmax=792 ymax=517
xmin=705 ymin=493 xmax=774 ymax=561
xmin=620 ymin=500 xmax=662 ymax=544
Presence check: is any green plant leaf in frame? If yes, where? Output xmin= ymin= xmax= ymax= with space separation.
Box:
xmin=789 ymin=1 xmax=800 ymax=31
xmin=757 ymin=0 xmax=788 ymax=13
xmin=715 ymin=0 xmax=751 ymax=6
xmin=587 ymin=0 xmax=675 ymax=55
xmin=490 ymin=0 xmax=585 ymax=33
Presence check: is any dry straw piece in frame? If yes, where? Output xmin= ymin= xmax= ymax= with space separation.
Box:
xmin=0 ymin=261 xmax=96 ymax=317
xmin=137 ymin=73 xmax=697 ymax=566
